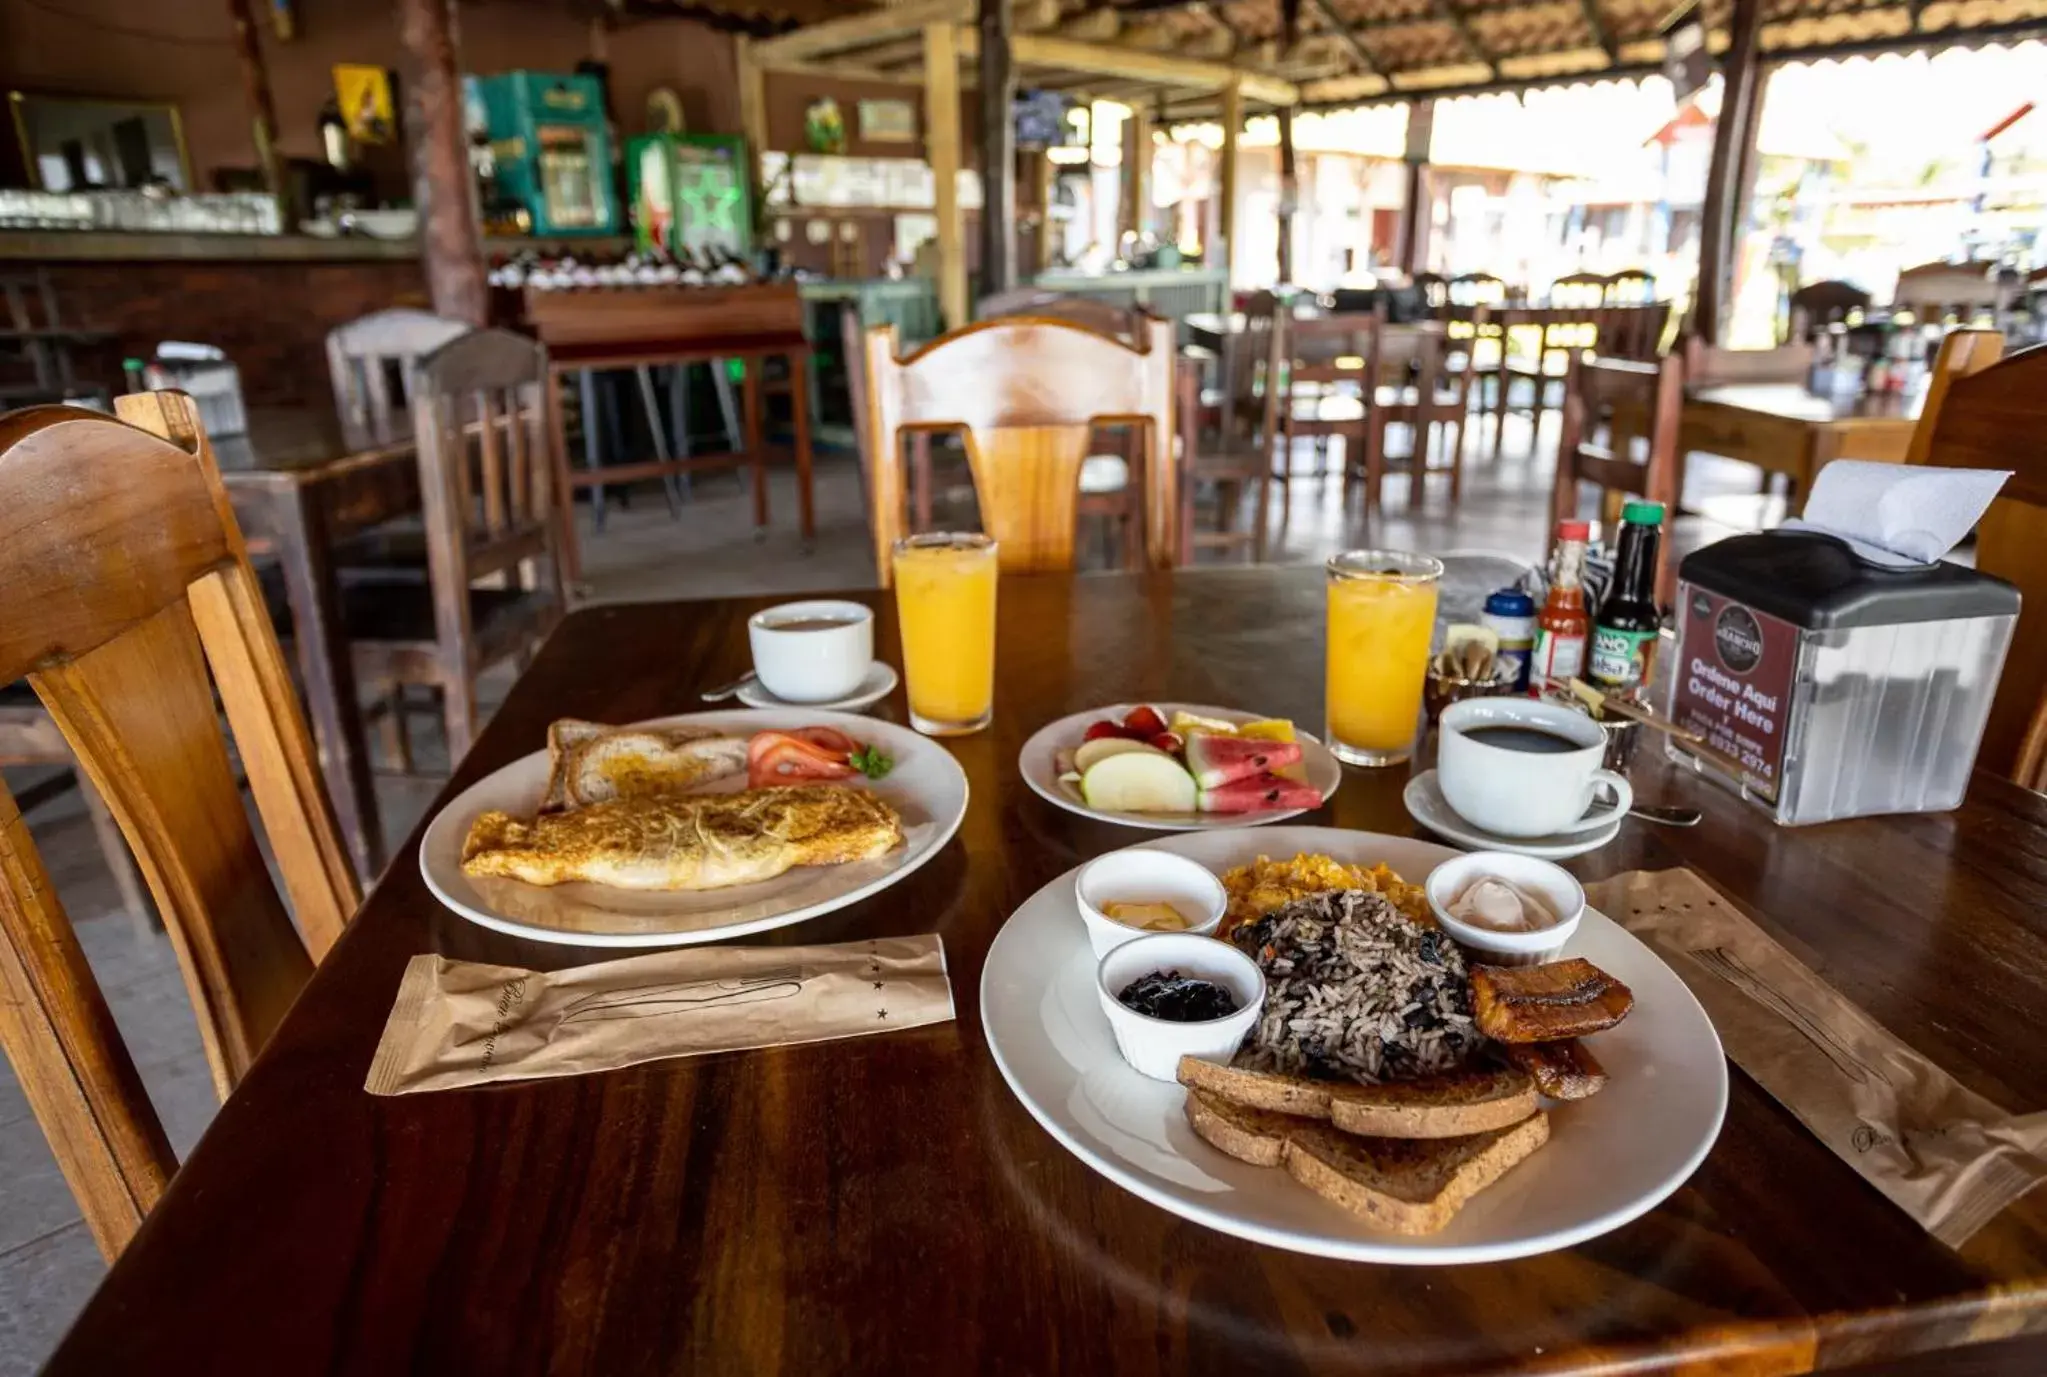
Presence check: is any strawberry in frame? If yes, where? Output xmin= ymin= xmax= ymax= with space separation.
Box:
xmin=1150 ymin=731 xmax=1185 ymax=756
xmin=1083 ymin=719 xmax=1127 ymax=743
xmin=1122 ymin=705 xmax=1168 ymax=738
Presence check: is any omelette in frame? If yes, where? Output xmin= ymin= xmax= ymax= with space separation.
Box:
xmin=461 ymin=786 xmax=904 ymax=891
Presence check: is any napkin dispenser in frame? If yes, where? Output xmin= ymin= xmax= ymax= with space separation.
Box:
xmin=1666 ymin=530 xmax=2017 ymax=825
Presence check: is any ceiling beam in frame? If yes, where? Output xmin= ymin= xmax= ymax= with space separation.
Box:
xmin=1305 ymin=0 xmax=1384 ymax=78
xmin=1575 ymin=0 xmax=1617 ymax=60
xmin=1428 ymin=0 xmax=1494 ymax=77
xmin=752 ymin=0 xmax=969 ymax=65
xmin=957 ymin=28 xmax=1297 ymax=102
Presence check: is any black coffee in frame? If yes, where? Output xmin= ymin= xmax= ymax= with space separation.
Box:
xmin=1464 ymin=724 xmax=1582 ymax=755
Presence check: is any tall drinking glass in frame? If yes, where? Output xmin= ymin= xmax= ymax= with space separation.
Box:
xmin=892 ymin=532 xmax=998 ymax=736
xmin=1325 ymin=550 xmax=1443 ymax=767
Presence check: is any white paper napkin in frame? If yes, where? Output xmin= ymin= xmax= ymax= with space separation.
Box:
xmin=1783 ymin=460 xmax=2011 ymax=567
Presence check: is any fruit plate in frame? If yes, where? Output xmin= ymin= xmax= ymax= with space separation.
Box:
xmin=419 ymin=708 xmax=968 ymax=948
xmin=1018 ymin=704 xmax=1342 ymax=831
xmin=980 ymin=826 xmax=1727 ymax=1264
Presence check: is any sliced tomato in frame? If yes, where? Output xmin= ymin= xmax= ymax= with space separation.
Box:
xmin=747 ymin=731 xmax=859 ymax=788
xmin=787 ymin=725 xmax=860 ymax=757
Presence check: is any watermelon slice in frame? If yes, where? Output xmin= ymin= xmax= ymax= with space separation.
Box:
xmin=1197 ymin=772 xmax=1324 ymax=814
xmin=1184 ymin=731 xmax=1304 ymax=788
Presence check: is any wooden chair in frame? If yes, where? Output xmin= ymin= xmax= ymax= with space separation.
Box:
xmin=1351 ymin=316 xmax=1474 ymax=516
xmin=1683 ymin=338 xmax=1815 ymax=385
xmin=1902 ymin=330 xmax=2047 ymax=787
xmin=1412 ymin=272 xmax=1450 ymax=311
xmin=1893 ymin=261 xmax=2006 ymax=327
xmin=0 ymin=269 xmax=112 ymax=408
xmin=1181 ymin=292 xmax=1280 ymax=561
xmin=1279 ymin=313 xmax=1372 ymax=506
xmin=0 ymin=393 xmax=358 ymax=1258
xmin=1605 ymin=269 xmax=1656 ymax=305
xmin=1549 ymin=272 xmax=1613 ymax=310
xmin=1553 ymin=352 xmax=1684 ymax=605
xmin=860 ymin=316 xmax=1176 ymax=581
xmin=1448 ymin=272 xmax=1511 ymax=308
xmin=1786 ymin=280 xmax=1871 ymax=342
xmin=347 ymin=329 xmax=567 ymax=762
xmin=1494 ymin=305 xmax=1607 ymax=460
xmin=325 ymin=307 xmax=471 ymax=449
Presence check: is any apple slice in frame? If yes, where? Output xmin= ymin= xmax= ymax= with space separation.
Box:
xmin=1080 ymin=750 xmax=1198 ymax=813
xmin=1073 ymin=736 xmax=1168 ymax=775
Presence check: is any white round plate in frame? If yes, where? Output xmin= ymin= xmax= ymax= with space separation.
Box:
xmin=736 ymin=661 xmax=899 ymax=713
xmin=980 ymin=825 xmax=1726 ymax=1264
xmin=420 ymin=708 xmax=967 ymax=948
xmin=1018 ymin=704 xmax=1341 ymax=831
xmin=1404 ymin=770 xmax=1622 ymax=860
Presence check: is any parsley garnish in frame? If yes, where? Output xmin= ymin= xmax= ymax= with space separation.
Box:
xmin=848 ymin=744 xmax=894 ymax=779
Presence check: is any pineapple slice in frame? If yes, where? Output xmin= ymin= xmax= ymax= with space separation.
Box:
xmin=1168 ymin=710 xmax=1239 ymax=737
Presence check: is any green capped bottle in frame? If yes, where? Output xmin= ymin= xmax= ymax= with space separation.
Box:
xmin=1586 ymin=501 xmax=1665 ymax=695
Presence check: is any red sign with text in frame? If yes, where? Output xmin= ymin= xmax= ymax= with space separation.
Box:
xmin=1671 ymin=587 xmax=1798 ymax=802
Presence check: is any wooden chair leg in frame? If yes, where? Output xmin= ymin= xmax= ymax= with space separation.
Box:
xmin=911 ymin=432 xmax=934 ymax=530
xmin=1446 ymin=418 xmax=1465 ymax=504
xmin=742 ymin=358 xmax=768 ymax=531
xmin=75 ymin=770 xmax=156 ymax=942
xmin=441 ymin=673 xmax=479 ymax=767
xmin=1250 ymin=469 xmax=1269 ymax=562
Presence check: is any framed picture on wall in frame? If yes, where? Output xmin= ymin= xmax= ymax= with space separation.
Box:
xmin=858 ymin=98 xmax=916 ymax=144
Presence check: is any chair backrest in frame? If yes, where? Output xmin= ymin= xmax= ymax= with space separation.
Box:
xmin=1605 ymin=269 xmax=1655 ymax=305
xmin=976 ymin=288 xmax=1152 ymax=344
xmin=410 ymin=329 xmax=563 ymax=645
xmin=861 ymin=315 xmax=1176 ymax=579
xmin=0 ymin=394 xmax=358 ymax=1257
xmin=839 ymin=302 xmax=874 ymax=515
xmin=326 ymin=307 xmax=471 ymax=449
xmin=1 ymin=270 xmax=65 ymax=332
xmin=1893 ymin=260 xmax=2004 ymax=323
xmin=1411 ymin=272 xmax=1449 ymax=310
xmin=1448 ymin=272 xmax=1509 ymax=307
xmin=1902 ymin=331 xmax=2047 ymax=786
xmin=1226 ymin=291 xmax=1284 ymax=442
xmin=1556 ymin=351 xmax=1685 ymax=601
xmin=1787 ymin=279 xmax=1872 ymax=341
xmin=1549 ymin=272 xmax=1612 ymax=310
xmin=1684 ymin=338 xmax=1815 ymax=386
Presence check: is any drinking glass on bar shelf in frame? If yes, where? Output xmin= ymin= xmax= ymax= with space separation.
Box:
xmin=1324 ymin=550 xmax=1444 ymax=767
xmin=892 ymin=532 xmax=998 ymax=737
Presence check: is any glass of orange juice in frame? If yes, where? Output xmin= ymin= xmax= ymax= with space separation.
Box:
xmin=892 ymin=532 xmax=998 ymax=736
xmin=1325 ymin=550 xmax=1443 ymax=767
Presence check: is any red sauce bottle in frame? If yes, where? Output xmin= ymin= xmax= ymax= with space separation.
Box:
xmin=1531 ymin=520 xmax=1591 ymax=692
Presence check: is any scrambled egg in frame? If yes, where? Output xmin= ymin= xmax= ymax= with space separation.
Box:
xmin=1218 ymin=852 xmax=1431 ymax=937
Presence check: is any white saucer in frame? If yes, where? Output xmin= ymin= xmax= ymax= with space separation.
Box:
xmin=1403 ymin=769 xmax=1622 ymax=859
xmin=736 ymin=661 xmax=898 ymax=713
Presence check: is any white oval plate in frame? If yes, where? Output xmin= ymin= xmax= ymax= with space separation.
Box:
xmin=1018 ymin=704 xmax=1342 ymax=831
xmin=419 ymin=708 xmax=968 ymax=948
xmin=1404 ymin=770 xmax=1623 ymax=860
xmin=980 ymin=825 xmax=1726 ymax=1264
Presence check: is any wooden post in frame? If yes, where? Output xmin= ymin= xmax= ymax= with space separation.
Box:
xmin=924 ymin=22 xmax=968 ymax=328
xmin=1217 ymin=78 xmax=1243 ymax=281
xmin=1120 ymin=102 xmax=1151 ymax=244
xmin=735 ymin=35 xmax=769 ymax=224
xmin=978 ymin=0 xmax=1017 ymax=296
xmin=1397 ymin=97 xmax=1433 ymax=275
xmin=224 ymin=0 xmax=286 ymax=213
xmin=1276 ymin=103 xmax=1296 ymax=285
xmin=398 ymin=0 xmax=487 ymax=325
xmin=1693 ymin=0 xmax=1765 ymax=343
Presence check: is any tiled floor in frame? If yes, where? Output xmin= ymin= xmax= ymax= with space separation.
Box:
xmin=0 ymin=413 xmax=1783 ymax=1372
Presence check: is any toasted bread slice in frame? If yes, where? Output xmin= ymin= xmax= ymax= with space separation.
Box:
xmin=1470 ymin=959 xmax=1634 ymax=1043
xmin=1177 ymin=1056 xmax=1340 ymax=1118
xmin=1325 ymin=1062 xmax=1538 ymax=1139
xmin=1283 ymin=1112 xmax=1551 ymax=1235
xmin=1500 ymin=1039 xmax=1608 ymax=1100
xmin=1179 ymin=1056 xmax=1537 ymax=1139
xmin=540 ymin=719 xmax=748 ymax=813
xmin=1184 ymin=1089 xmax=1309 ymax=1166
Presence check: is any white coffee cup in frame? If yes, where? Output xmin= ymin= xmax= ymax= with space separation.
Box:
xmin=1436 ymin=698 xmax=1632 ymax=838
xmin=747 ymin=600 xmax=873 ymax=703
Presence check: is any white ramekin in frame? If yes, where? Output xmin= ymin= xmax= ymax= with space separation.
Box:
xmin=1074 ymin=849 xmax=1227 ymax=959
xmin=1096 ymin=932 xmax=1263 ymax=1082
xmin=1425 ymin=850 xmax=1584 ymax=967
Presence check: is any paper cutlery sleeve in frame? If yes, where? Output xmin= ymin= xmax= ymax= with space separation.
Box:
xmin=365 ymin=934 xmax=955 ymax=1095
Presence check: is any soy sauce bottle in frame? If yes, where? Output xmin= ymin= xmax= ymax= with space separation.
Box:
xmin=1586 ymin=501 xmax=1665 ymax=695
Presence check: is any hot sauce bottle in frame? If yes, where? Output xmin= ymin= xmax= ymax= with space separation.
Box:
xmin=1530 ymin=520 xmax=1590 ymax=692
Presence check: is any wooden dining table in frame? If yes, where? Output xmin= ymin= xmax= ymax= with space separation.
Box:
xmin=215 ymin=406 xmax=420 ymax=877
xmin=43 ymin=565 xmax=2047 ymax=1376
xmin=1680 ymin=385 xmax=1920 ymax=508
